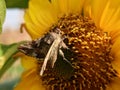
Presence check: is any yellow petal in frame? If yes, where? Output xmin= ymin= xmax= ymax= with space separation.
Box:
xmin=58 ymin=0 xmax=85 ymax=14
xmin=69 ymin=0 xmax=85 ymax=13
xmin=85 ymin=0 xmax=120 ymax=31
xmin=111 ymin=36 xmax=120 ymax=56
xmin=100 ymin=6 xmax=120 ymax=33
xmin=24 ymin=0 xmax=59 ymax=39
xmin=25 ymin=0 xmax=86 ymax=39
xmin=85 ymin=0 xmax=109 ymax=26
xmin=52 ymin=0 xmax=85 ymax=14
xmin=111 ymin=36 xmax=120 ymax=75
xmin=112 ymin=50 xmax=120 ymax=75
xmin=106 ymin=77 xmax=120 ymax=90
xmin=21 ymin=55 xmax=37 ymax=70
xmin=14 ymin=68 xmax=45 ymax=90
xmin=57 ymin=0 xmax=69 ymax=14
xmin=110 ymin=29 xmax=120 ymax=43
xmin=83 ymin=0 xmax=92 ymax=17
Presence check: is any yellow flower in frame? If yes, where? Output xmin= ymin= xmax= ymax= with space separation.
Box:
xmin=15 ymin=0 xmax=120 ymax=90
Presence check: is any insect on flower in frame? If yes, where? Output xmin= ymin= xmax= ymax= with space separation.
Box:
xmin=18 ymin=28 xmax=74 ymax=79
xmin=15 ymin=0 xmax=120 ymax=89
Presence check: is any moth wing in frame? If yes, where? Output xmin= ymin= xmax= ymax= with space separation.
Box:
xmin=40 ymin=36 xmax=61 ymax=76
xmin=53 ymin=50 xmax=74 ymax=79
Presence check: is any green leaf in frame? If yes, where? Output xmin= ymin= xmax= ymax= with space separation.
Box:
xmin=0 ymin=0 xmax=6 ymax=33
xmin=0 ymin=78 xmax=20 ymax=90
xmin=0 ymin=21 xmax=2 ymax=33
xmin=0 ymin=42 xmax=22 ymax=78
xmin=5 ymin=0 xmax=29 ymax=8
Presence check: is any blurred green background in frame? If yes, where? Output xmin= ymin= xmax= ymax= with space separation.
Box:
xmin=0 ymin=0 xmax=30 ymax=89
xmin=0 ymin=59 xmax=23 ymax=90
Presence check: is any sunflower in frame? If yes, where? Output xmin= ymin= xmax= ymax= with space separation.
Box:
xmin=15 ymin=0 xmax=120 ymax=90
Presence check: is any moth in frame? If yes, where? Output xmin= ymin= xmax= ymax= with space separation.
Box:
xmin=18 ymin=28 xmax=74 ymax=79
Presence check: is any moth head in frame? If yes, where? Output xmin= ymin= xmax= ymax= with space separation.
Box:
xmin=18 ymin=41 xmax=38 ymax=57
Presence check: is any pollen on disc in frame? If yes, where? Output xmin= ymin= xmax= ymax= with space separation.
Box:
xmin=37 ymin=14 xmax=118 ymax=90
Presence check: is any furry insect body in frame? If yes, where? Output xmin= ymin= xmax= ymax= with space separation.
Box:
xmin=19 ymin=29 xmax=74 ymax=79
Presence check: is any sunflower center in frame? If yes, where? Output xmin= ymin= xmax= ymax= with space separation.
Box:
xmin=40 ymin=14 xmax=117 ymax=90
